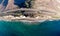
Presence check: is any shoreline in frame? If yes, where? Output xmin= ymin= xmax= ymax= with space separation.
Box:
xmin=0 ymin=17 xmax=60 ymax=22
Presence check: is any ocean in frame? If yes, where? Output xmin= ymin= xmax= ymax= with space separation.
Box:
xmin=0 ymin=0 xmax=26 ymax=7
xmin=0 ymin=20 xmax=60 ymax=36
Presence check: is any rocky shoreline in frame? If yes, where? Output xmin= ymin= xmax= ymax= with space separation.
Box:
xmin=0 ymin=15 xmax=60 ymax=23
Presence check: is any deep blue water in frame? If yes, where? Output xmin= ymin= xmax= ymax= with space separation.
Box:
xmin=0 ymin=0 xmax=26 ymax=8
xmin=0 ymin=0 xmax=8 ymax=7
xmin=0 ymin=0 xmax=2 ymax=4
xmin=0 ymin=20 xmax=60 ymax=36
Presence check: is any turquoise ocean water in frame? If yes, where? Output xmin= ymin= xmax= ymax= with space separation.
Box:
xmin=0 ymin=20 xmax=60 ymax=36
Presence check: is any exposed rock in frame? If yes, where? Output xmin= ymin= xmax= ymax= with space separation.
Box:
xmin=5 ymin=0 xmax=18 ymax=11
xmin=31 ymin=0 xmax=60 ymax=18
xmin=32 ymin=0 xmax=60 ymax=12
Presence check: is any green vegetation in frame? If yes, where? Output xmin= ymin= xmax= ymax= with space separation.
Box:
xmin=25 ymin=0 xmax=33 ymax=8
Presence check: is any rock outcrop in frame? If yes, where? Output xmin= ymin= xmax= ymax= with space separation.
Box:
xmin=32 ymin=0 xmax=60 ymax=12
xmin=31 ymin=0 xmax=60 ymax=18
xmin=5 ymin=0 xmax=18 ymax=11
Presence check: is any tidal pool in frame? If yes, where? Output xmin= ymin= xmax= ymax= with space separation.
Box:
xmin=0 ymin=20 xmax=60 ymax=36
